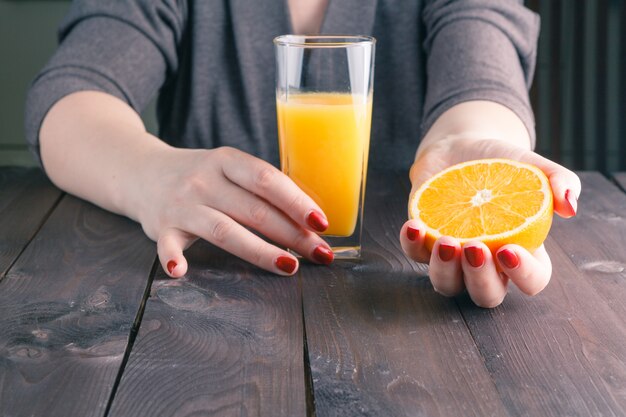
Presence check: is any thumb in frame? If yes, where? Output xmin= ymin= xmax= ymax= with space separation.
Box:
xmin=524 ymin=152 xmax=581 ymax=219
xmin=157 ymin=228 xmax=195 ymax=278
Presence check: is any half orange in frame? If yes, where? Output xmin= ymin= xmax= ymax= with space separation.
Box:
xmin=409 ymin=159 xmax=553 ymax=255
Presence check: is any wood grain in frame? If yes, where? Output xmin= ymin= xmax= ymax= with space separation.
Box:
xmin=458 ymin=173 xmax=626 ymax=416
xmin=108 ymin=242 xmax=306 ymax=417
xmin=301 ymin=171 xmax=508 ymax=417
xmin=0 ymin=195 xmax=156 ymax=417
xmin=0 ymin=167 xmax=62 ymax=276
xmin=549 ymin=173 xmax=626 ymax=316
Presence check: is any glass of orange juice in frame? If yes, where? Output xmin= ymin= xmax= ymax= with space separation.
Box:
xmin=274 ymin=35 xmax=375 ymax=259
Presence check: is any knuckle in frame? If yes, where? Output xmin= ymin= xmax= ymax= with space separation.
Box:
xmin=249 ymin=201 xmax=271 ymax=225
xmin=210 ymin=219 xmax=233 ymax=244
xmin=290 ymin=229 xmax=309 ymax=250
xmin=251 ymin=242 xmax=265 ymax=265
xmin=178 ymin=173 xmax=206 ymax=198
xmin=207 ymin=146 xmax=237 ymax=168
xmin=254 ymin=166 xmax=278 ymax=191
xmin=287 ymin=194 xmax=305 ymax=213
xmin=214 ymin=146 xmax=235 ymax=159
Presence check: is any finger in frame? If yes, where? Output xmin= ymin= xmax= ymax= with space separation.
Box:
xmin=399 ymin=219 xmax=430 ymax=264
xmin=178 ymin=205 xmax=299 ymax=276
xmin=496 ymin=244 xmax=552 ymax=296
xmin=428 ymin=237 xmax=464 ymax=296
xmin=462 ymin=241 xmax=508 ymax=308
xmin=157 ymin=228 xmax=194 ymax=278
xmin=219 ymin=148 xmax=329 ymax=232
xmin=209 ymin=183 xmax=333 ymax=265
xmin=523 ymin=152 xmax=582 ymax=218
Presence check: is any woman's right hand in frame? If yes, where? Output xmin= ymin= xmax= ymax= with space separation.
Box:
xmin=136 ymin=146 xmax=335 ymax=277
xmin=40 ymin=91 xmax=333 ymax=279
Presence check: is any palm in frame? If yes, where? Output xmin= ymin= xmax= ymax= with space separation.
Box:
xmin=409 ymin=138 xmax=532 ymax=193
xmin=401 ymin=137 xmax=581 ymax=308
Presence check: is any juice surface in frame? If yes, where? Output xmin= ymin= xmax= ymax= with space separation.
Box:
xmin=276 ymin=92 xmax=372 ymax=236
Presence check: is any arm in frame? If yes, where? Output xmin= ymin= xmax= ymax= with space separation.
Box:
xmin=40 ymin=91 xmax=165 ymax=221
xmin=401 ymin=102 xmax=580 ymax=307
xmin=28 ymin=0 xmax=334 ymax=276
xmin=419 ymin=0 xmax=540 ymax=148
xmin=40 ymin=91 xmax=334 ymax=276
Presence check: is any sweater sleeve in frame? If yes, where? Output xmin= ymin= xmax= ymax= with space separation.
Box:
xmin=24 ymin=0 xmax=187 ymax=168
xmin=421 ymin=0 xmax=540 ymax=148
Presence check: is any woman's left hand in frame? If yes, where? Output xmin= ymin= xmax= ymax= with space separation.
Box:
xmin=399 ymin=136 xmax=581 ymax=308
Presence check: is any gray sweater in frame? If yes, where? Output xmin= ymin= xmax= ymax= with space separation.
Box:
xmin=25 ymin=0 xmax=539 ymax=170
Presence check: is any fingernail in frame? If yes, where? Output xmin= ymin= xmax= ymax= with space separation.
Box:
xmin=497 ymin=249 xmax=520 ymax=269
xmin=167 ymin=260 xmax=177 ymax=275
xmin=438 ymin=244 xmax=456 ymax=262
xmin=407 ymin=226 xmax=419 ymax=241
xmin=312 ymin=245 xmax=334 ymax=265
xmin=307 ymin=210 xmax=328 ymax=232
xmin=565 ymin=189 xmax=578 ymax=217
xmin=275 ymin=255 xmax=297 ymax=274
xmin=464 ymin=246 xmax=485 ymax=268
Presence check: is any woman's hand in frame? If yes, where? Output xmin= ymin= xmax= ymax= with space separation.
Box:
xmin=399 ymin=103 xmax=581 ymax=308
xmin=40 ymin=91 xmax=333 ymax=279
xmin=135 ymin=146 xmax=335 ymax=277
xmin=400 ymin=137 xmax=581 ymax=307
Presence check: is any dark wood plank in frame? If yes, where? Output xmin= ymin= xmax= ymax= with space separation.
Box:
xmin=0 ymin=167 xmax=62 ymax=276
xmin=458 ymin=173 xmax=626 ymax=416
xmin=549 ymin=173 xmax=626 ymax=316
xmin=301 ymin=171 xmax=508 ymax=417
xmin=109 ymin=243 xmax=306 ymax=416
xmin=614 ymin=172 xmax=626 ymax=192
xmin=0 ymin=195 xmax=156 ymax=417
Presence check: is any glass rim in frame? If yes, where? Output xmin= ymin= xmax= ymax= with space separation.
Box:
xmin=273 ymin=35 xmax=376 ymax=48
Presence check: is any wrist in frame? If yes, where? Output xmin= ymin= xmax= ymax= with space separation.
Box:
xmin=111 ymin=134 xmax=175 ymax=223
xmin=417 ymin=100 xmax=532 ymax=160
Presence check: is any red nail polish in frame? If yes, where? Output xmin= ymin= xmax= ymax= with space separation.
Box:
xmin=497 ymin=249 xmax=520 ymax=269
xmin=565 ymin=189 xmax=578 ymax=217
xmin=307 ymin=210 xmax=328 ymax=232
xmin=438 ymin=244 xmax=456 ymax=262
xmin=167 ymin=260 xmax=177 ymax=274
xmin=312 ymin=245 xmax=334 ymax=265
xmin=464 ymin=246 xmax=485 ymax=268
xmin=407 ymin=226 xmax=419 ymax=241
xmin=275 ymin=256 xmax=297 ymax=274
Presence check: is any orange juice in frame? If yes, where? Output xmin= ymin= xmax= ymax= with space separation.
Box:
xmin=276 ymin=92 xmax=372 ymax=236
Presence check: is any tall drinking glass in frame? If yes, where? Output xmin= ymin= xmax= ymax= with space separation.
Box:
xmin=274 ymin=35 xmax=375 ymax=259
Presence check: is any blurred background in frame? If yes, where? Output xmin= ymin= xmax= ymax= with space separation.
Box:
xmin=0 ymin=0 xmax=624 ymax=173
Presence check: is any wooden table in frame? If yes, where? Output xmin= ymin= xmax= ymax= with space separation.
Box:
xmin=1 ymin=166 xmax=625 ymax=417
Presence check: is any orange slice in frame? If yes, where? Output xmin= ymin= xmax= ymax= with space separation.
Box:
xmin=409 ymin=159 xmax=553 ymax=255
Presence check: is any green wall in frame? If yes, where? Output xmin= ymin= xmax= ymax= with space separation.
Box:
xmin=0 ymin=0 xmax=157 ymax=167
xmin=0 ymin=1 xmax=71 ymax=166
